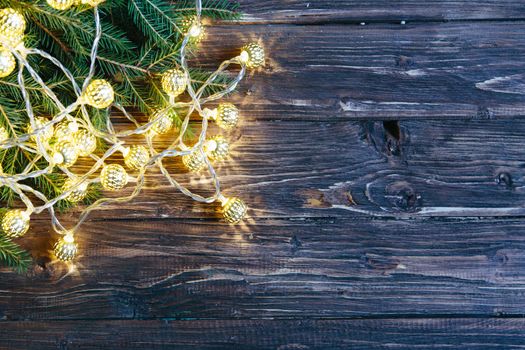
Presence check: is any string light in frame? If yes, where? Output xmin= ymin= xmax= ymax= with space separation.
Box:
xmin=0 ymin=0 xmax=265 ymax=261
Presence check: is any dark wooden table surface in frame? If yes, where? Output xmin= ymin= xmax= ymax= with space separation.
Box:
xmin=3 ymin=1 xmax=525 ymax=349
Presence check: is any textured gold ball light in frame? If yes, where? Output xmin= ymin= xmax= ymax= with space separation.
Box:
xmin=204 ymin=135 xmax=230 ymax=161
xmin=124 ymin=145 xmax=149 ymax=170
xmin=100 ymin=164 xmax=128 ymax=191
xmin=180 ymin=15 xmax=205 ymax=43
xmin=27 ymin=117 xmax=54 ymax=142
xmin=74 ymin=129 xmax=97 ymax=156
xmin=62 ymin=178 xmax=88 ymax=202
xmin=221 ymin=197 xmax=247 ymax=224
xmin=239 ymin=43 xmax=265 ymax=69
xmin=78 ymin=0 xmax=106 ymax=6
xmin=47 ymin=0 xmax=75 ymax=10
xmin=149 ymin=109 xmax=173 ymax=135
xmin=0 ymin=126 xmax=8 ymax=143
xmin=0 ymin=48 xmax=15 ymax=78
xmin=53 ymin=120 xmax=78 ymax=142
xmin=53 ymin=233 xmax=78 ymax=261
xmin=161 ymin=68 xmax=187 ymax=97
xmin=53 ymin=141 xmax=78 ymax=167
xmin=1 ymin=209 xmax=30 ymax=238
xmin=182 ymin=149 xmax=206 ymax=173
xmin=215 ymin=103 xmax=239 ymax=130
xmin=0 ymin=8 xmax=26 ymax=47
xmin=83 ymin=79 xmax=114 ymax=109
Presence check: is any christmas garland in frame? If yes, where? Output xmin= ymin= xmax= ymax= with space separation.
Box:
xmin=0 ymin=0 xmax=265 ymax=272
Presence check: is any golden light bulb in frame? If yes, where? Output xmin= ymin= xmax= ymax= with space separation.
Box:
xmin=182 ymin=149 xmax=207 ymax=172
xmin=74 ymin=129 xmax=97 ymax=156
xmin=240 ymin=42 xmax=265 ymax=69
xmin=0 ymin=126 xmax=9 ymax=143
xmin=0 ymin=48 xmax=15 ymax=78
xmin=221 ymin=197 xmax=247 ymax=224
xmin=83 ymin=79 xmax=114 ymax=109
xmin=204 ymin=135 xmax=230 ymax=161
xmin=123 ymin=145 xmax=149 ymax=170
xmin=215 ymin=103 xmax=240 ymax=130
xmin=27 ymin=117 xmax=54 ymax=143
xmin=180 ymin=15 xmax=205 ymax=43
xmin=1 ymin=209 xmax=30 ymax=238
xmin=53 ymin=141 xmax=78 ymax=167
xmin=54 ymin=233 xmax=78 ymax=261
xmin=0 ymin=8 xmax=26 ymax=48
xmin=149 ymin=109 xmax=173 ymax=135
xmin=100 ymin=164 xmax=128 ymax=191
xmin=62 ymin=178 xmax=88 ymax=202
xmin=79 ymin=0 xmax=105 ymax=6
xmin=47 ymin=0 xmax=75 ymax=10
xmin=161 ymin=68 xmax=187 ymax=97
xmin=54 ymin=120 xmax=78 ymax=142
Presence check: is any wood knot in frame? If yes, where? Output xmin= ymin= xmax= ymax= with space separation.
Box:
xmin=395 ymin=55 xmax=415 ymax=69
xmin=496 ymin=172 xmax=513 ymax=189
xmin=385 ymin=182 xmax=421 ymax=212
xmin=290 ymin=235 xmax=302 ymax=253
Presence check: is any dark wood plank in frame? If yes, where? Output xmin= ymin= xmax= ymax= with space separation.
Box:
xmin=236 ymin=1 xmax=525 ymax=23
xmin=3 ymin=218 xmax=525 ymax=319
xmin=199 ymin=23 xmax=525 ymax=120
xmin=61 ymin=119 xmax=525 ymax=220
xmin=2 ymin=318 xmax=525 ymax=349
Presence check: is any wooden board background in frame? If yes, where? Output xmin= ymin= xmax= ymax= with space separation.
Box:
xmin=2 ymin=1 xmax=525 ymax=349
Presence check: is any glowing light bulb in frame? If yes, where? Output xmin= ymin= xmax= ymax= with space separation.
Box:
xmin=54 ymin=233 xmax=78 ymax=261
xmin=0 ymin=8 xmax=26 ymax=48
xmin=0 ymin=48 xmax=15 ymax=78
xmin=180 ymin=15 xmax=205 ymax=43
xmin=27 ymin=117 xmax=54 ymax=143
xmin=54 ymin=120 xmax=78 ymax=142
xmin=161 ymin=68 xmax=187 ymax=97
xmin=0 ymin=126 xmax=9 ymax=143
xmin=182 ymin=149 xmax=206 ymax=173
xmin=53 ymin=141 xmax=78 ymax=167
xmin=79 ymin=0 xmax=105 ymax=6
xmin=83 ymin=79 xmax=114 ymax=109
xmin=149 ymin=109 xmax=174 ymax=135
xmin=74 ymin=129 xmax=97 ymax=156
xmin=123 ymin=145 xmax=149 ymax=170
xmin=1 ymin=209 xmax=30 ymax=238
xmin=221 ymin=197 xmax=247 ymax=224
xmin=214 ymin=103 xmax=239 ymax=130
xmin=62 ymin=178 xmax=88 ymax=202
xmin=46 ymin=0 xmax=75 ymax=10
xmin=204 ymin=135 xmax=230 ymax=161
xmin=239 ymin=42 xmax=265 ymax=69
xmin=100 ymin=164 xmax=128 ymax=191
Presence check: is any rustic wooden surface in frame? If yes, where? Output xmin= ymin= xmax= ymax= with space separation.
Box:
xmin=2 ymin=1 xmax=525 ymax=349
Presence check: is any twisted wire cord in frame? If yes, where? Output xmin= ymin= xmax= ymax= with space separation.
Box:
xmin=0 ymin=0 xmax=250 ymax=240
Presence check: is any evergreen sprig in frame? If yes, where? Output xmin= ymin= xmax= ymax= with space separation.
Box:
xmin=0 ymin=0 xmax=241 ymax=272
xmin=0 ymin=234 xmax=32 ymax=273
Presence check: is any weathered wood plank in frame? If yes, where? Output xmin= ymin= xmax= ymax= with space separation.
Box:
xmin=3 ymin=218 xmax=525 ymax=319
xmin=199 ymin=23 xmax=525 ymax=120
xmin=3 ymin=318 xmax=525 ymax=350
xmin=237 ymin=1 xmax=525 ymax=23
xmin=60 ymin=119 xmax=525 ymax=221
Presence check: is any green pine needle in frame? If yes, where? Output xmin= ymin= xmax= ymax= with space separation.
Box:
xmin=0 ymin=0 xmax=242 ymax=271
xmin=0 ymin=234 xmax=32 ymax=273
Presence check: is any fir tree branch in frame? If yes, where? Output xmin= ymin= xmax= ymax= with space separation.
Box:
xmin=0 ymin=235 xmax=32 ymax=273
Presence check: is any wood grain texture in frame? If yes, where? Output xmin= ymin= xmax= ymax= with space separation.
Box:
xmin=200 ymin=23 xmax=525 ymax=120
xmin=238 ymin=0 xmax=525 ymax=23
xmin=60 ymin=119 xmax=525 ymax=220
xmin=3 ymin=1 xmax=525 ymax=348
xmin=3 ymin=318 xmax=525 ymax=350
xmin=2 ymin=218 xmax=525 ymax=320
